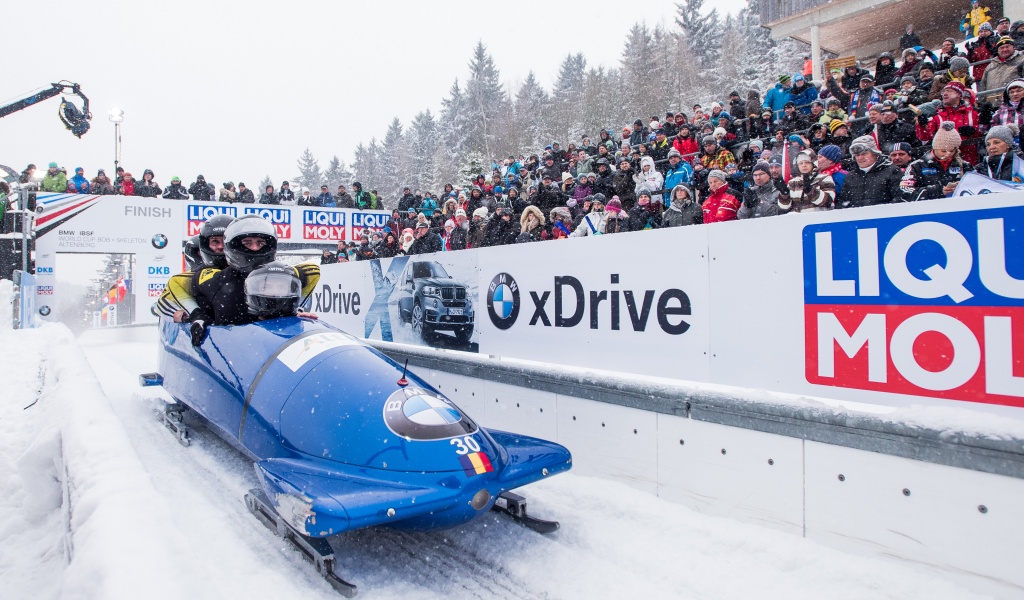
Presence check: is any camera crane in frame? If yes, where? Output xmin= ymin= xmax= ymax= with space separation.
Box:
xmin=0 ymin=81 xmax=92 ymax=137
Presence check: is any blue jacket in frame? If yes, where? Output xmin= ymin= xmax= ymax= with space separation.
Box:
xmin=316 ymin=192 xmax=334 ymax=207
xmin=789 ymin=84 xmax=819 ymax=115
xmin=663 ymin=162 xmax=693 ymax=202
xmin=763 ymin=83 xmax=793 ymax=121
xmin=71 ymin=174 xmax=90 ymax=193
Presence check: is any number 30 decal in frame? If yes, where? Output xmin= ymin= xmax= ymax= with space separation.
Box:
xmin=450 ymin=435 xmax=481 ymax=455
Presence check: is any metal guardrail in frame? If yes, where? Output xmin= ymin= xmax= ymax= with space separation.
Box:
xmin=369 ymin=339 xmax=1024 ymax=480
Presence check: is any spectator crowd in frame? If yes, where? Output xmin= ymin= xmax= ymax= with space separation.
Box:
xmin=15 ymin=10 xmax=1024 ymax=263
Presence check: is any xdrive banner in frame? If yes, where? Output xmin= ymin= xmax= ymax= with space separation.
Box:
xmin=318 ymin=193 xmax=1024 ymax=416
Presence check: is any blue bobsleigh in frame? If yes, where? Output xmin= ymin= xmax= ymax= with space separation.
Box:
xmin=143 ymin=316 xmax=571 ymax=596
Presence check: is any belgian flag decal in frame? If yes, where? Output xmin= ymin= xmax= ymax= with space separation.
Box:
xmin=458 ymin=452 xmax=494 ymax=477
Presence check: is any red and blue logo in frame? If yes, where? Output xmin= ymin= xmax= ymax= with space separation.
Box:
xmin=186 ymin=204 xmax=236 ymax=236
xmin=243 ymin=206 xmax=291 ymax=238
xmin=803 ymin=207 xmax=1024 ymax=407
xmin=303 ymin=209 xmax=346 ymax=241
xmin=351 ymin=211 xmax=388 ymax=240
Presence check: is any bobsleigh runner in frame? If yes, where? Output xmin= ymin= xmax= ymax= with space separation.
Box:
xmin=140 ymin=316 xmax=571 ymax=596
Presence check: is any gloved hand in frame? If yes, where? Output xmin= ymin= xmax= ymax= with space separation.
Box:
xmin=957 ymin=125 xmax=977 ymax=138
xmin=190 ymin=320 xmax=207 ymax=347
xmin=917 ymin=113 xmax=930 ymax=127
xmin=977 ymin=100 xmax=994 ymax=125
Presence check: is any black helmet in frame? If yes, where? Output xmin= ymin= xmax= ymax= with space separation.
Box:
xmin=223 ymin=214 xmax=277 ymax=274
xmin=198 ymin=214 xmax=234 ymax=268
xmin=183 ymin=236 xmax=202 ymax=271
xmin=244 ymin=261 xmax=301 ymax=319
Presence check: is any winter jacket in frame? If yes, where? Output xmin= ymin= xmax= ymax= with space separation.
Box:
xmin=789 ymin=82 xmax=819 ymax=114
xmin=602 ymin=211 xmax=631 ymax=234
xmin=316 ymin=192 xmax=335 ymax=207
xmin=763 ymin=83 xmax=793 ymax=121
xmin=662 ymin=162 xmax=693 ymax=202
xmin=118 ymin=178 xmax=136 ymax=196
xmin=397 ymin=193 xmax=417 ymax=213
xmin=738 ymin=182 xmax=781 ymax=219
xmin=980 ymin=52 xmax=1024 ymax=105
xmin=627 ymin=204 xmax=663 ymax=231
xmin=236 ymin=188 xmax=255 ymax=203
xmin=702 ymin=186 xmax=741 ymax=223
xmin=836 ymin=158 xmax=903 ymax=208
xmin=900 ymin=32 xmax=922 ymax=51
xmin=672 ymin=136 xmax=700 ymax=163
xmin=978 ymin=150 xmax=1024 ymax=181
xmin=874 ymin=119 xmax=918 ymax=154
xmin=162 ymin=183 xmax=189 ymax=199
xmin=661 ymin=189 xmax=703 ymax=227
xmin=218 ymin=188 xmax=236 ymax=203
xmin=70 ymin=173 xmax=90 ymax=193
xmin=874 ymin=54 xmax=899 ymax=87
xmin=826 ymin=77 xmax=882 ymax=119
xmin=612 ymin=170 xmax=638 ymax=211
xmin=482 ymin=215 xmax=518 ymax=247
xmin=900 ymin=152 xmax=974 ymax=201
xmin=840 ymin=67 xmax=871 ymax=93
xmin=408 ymin=231 xmax=443 ymax=255
xmin=570 ymin=210 xmax=609 ymax=237
xmin=136 ymin=180 xmax=161 ymax=198
xmin=277 ymin=188 xmax=296 ymax=205
xmin=632 ymin=156 xmax=664 ymax=196
xmin=916 ymin=103 xmax=982 ymax=164
xmin=335 ymin=192 xmax=355 ymax=208
xmin=929 ymin=70 xmax=976 ymax=101
xmin=259 ymin=192 xmax=280 ymax=204
xmin=189 ymin=180 xmax=214 ymax=201
xmin=779 ymin=170 xmax=836 ymax=213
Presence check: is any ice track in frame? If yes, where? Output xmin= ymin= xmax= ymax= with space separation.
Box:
xmin=1 ymin=324 xmax=988 ymax=599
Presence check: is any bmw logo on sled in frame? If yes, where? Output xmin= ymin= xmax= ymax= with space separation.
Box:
xmin=143 ymin=316 xmax=572 ymax=596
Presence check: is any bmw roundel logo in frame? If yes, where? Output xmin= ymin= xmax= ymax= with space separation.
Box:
xmin=151 ymin=233 xmax=168 ymax=249
xmin=383 ymin=387 xmax=478 ymax=441
xmin=38 ymin=305 xmax=51 ymax=316
xmin=487 ymin=272 xmax=519 ymax=330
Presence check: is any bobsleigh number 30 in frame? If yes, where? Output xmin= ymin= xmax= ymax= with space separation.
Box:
xmin=143 ymin=317 xmax=571 ymax=596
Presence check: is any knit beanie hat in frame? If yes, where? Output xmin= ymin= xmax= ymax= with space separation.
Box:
xmin=606 ymin=197 xmax=623 ymax=213
xmin=829 ymin=119 xmax=847 ymax=134
xmin=949 ymin=56 xmax=970 ymax=73
xmin=986 ymin=124 xmax=1016 ymax=147
xmin=707 ymin=169 xmax=728 ymax=182
xmin=779 ymin=74 xmax=792 ymax=84
xmin=819 ymin=144 xmax=843 ymax=164
xmin=752 ymin=162 xmax=771 ymax=177
xmin=931 ymin=121 xmax=963 ymax=152
xmin=901 ymin=75 xmax=917 ymax=86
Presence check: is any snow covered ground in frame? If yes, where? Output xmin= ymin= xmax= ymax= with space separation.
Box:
xmin=0 ymin=318 xmax=993 ymax=599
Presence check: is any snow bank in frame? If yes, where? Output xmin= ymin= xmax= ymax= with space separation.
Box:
xmin=0 ymin=324 xmax=190 ymax=599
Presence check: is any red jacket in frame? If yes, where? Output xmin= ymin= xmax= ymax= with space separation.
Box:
xmin=702 ymin=186 xmax=741 ymax=223
xmin=673 ymin=136 xmax=700 ymax=164
xmin=916 ymin=102 xmax=981 ymax=164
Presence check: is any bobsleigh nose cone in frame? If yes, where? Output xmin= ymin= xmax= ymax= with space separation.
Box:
xmin=470 ymin=489 xmax=491 ymax=511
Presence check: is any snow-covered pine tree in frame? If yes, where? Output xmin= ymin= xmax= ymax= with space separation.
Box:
xmin=294 ymin=148 xmax=322 ymax=192
xmin=322 ymin=156 xmax=352 ymax=192
xmin=456 ymin=151 xmax=487 ymax=188
xmin=675 ymin=0 xmax=721 ymax=70
xmin=258 ymin=175 xmax=272 ymax=193
xmin=509 ymin=72 xmax=550 ymax=158
xmin=408 ymin=110 xmax=438 ymax=193
xmin=379 ymin=117 xmax=410 ymax=200
xmin=550 ymin=53 xmax=587 ymax=147
xmin=620 ymin=24 xmax=660 ymax=119
xmin=465 ymin=41 xmax=506 ymax=160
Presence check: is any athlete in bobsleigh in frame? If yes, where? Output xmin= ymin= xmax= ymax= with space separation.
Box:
xmin=148 ymin=214 xmax=571 ymax=596
xmin=157 ymin=214 xmax=320 ymax=343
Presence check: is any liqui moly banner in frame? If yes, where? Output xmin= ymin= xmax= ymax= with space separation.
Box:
xmin=319 ymin=192 xmax=1024 ymax=416
xmin=803 ymin=207 xmax=1024 ymax=407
